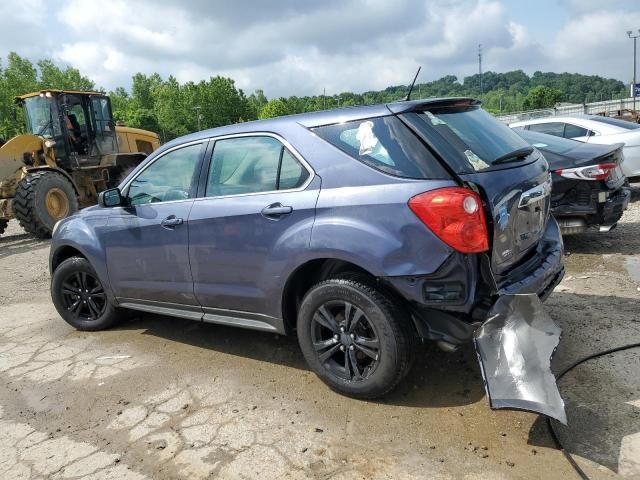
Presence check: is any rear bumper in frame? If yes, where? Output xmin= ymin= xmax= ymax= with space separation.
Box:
xmin=553 ymin=186 xmax=629 ymax=234
xmin=383 ymin=217 xmax=564 ymax=346
xmin=475 ymin=294 xmax=566 ymax=423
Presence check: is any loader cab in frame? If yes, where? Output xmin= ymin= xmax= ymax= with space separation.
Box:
xmin=18 ymin=90 xmax=118 ymax=169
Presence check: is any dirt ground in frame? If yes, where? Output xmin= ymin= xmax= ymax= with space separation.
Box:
xmin=0 ymin=189 xmax=639 ymax=479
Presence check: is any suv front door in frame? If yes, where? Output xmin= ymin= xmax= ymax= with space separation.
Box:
xmin=104 ymin=142 xmax=205 ymax=314
xmin=188 ymin=134 xmax=319 ymax=327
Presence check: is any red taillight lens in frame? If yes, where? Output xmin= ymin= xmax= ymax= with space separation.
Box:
xmin=408 ymin=187 xmax=489 ymax=253
xmin=555 ymin=162 xmax=617 ymax=181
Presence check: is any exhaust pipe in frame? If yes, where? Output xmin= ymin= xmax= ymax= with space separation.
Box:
xmin=599 ymin=223 xmax=617 ymax=233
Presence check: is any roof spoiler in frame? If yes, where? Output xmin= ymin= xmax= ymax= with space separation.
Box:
xmin=387 ymin=98 xmax=482 ymax=115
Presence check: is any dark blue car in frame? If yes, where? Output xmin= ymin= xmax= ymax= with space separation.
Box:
xmin=49 ymin=99 xmax=566 ymax=420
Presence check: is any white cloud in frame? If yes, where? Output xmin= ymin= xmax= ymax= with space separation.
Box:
xmin=1 ymin=0 xmax=638 ymax=96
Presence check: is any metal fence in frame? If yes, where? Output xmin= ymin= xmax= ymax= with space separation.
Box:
xmin=496 ymin=98 xmax=639 ymax=124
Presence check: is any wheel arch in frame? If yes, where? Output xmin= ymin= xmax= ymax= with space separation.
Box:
xmin=281 ymin=258 xmax=405 ymax=333
xmin=50 ymin=245 xmax=86 ymax=272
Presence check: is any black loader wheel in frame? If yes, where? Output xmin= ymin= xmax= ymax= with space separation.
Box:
xmin=14 ymin=171 xmax=78 ymax=238
xmin=297 ymin=277 xmax=416 ymax=399
xmin=0 ymin=218 xmax=8 ymax=237
xmin=51 ymin=257 xmax=120 ymax=331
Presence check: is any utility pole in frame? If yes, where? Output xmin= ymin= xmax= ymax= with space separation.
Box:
xmin=193 ymin=106 xmax=202 ymax=131
xmin=478 ymin=44 xmax=483 ymax=95
xmin=628 ymin=30 xmax=640 ymax=112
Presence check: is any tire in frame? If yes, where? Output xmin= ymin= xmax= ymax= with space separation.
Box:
xmin=0 ymin=218 xmax=8 ymax=238
xmin=14 ymin=171 xmax=78 ymax=238
xmin=51 ymin=257 xmax=119 ymax=331
xmin=297 ymin=277 xmax=416 ymax=399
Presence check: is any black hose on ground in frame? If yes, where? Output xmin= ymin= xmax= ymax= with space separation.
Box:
xmin=547 ymin=342 xmax=640 ymax=480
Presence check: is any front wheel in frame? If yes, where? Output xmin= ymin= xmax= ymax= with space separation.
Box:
xmin=51 ymin=257 xmax=120 ymax=331
xmin=297 ymin=278 xmax=416 ymax=399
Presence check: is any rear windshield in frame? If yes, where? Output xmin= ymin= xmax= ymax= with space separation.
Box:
xmin=589 ymin=116 xmax=640 ymax=130
xmin=514 ymin=128 xmax=577 ymax=154
xmin=412 ymin=105 xmax=532 ymax=171
xmin=312 ymin=115 xmax=449 ymax=179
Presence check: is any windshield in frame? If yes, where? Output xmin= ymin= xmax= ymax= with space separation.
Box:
xmin=513 ymin=128 xmax=577 ymax=155
xmin=589 ymin=116 xmax=640 ymax=130
xmin=415 ymin=105 xmax=531 ymax=171
xmin=23 ymin=96 xmax=56 ymax=138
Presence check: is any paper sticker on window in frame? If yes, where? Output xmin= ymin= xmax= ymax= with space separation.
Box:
xmin=464 ymin=150 xmax=490 ymax=170
xmin=356 ymin=121 xmax=379 ymax=156
xmin=532 ymin=143 xmax=548 ymax=148
xmin=424 ymin=111 xmax=447 ymax=126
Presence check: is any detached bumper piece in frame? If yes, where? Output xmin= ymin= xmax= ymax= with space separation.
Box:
xmin=474 ymin=294 xmax=567 ymax=424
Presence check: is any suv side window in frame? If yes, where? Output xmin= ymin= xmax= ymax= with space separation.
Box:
xmin=563 ymin=123 xmax=591 ymax=138
xmin=127 ymin=143 xmax=202 ymax=206
xmin=527 ymin=122 xmax=565 ymax=137
xmin=206 ymin=136 xmax=309 ymax=197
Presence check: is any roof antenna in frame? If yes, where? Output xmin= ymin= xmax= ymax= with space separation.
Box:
xmin=403 ymin=66 xmax=421 ymax=101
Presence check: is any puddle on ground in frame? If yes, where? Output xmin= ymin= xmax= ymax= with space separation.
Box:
xmin=625 ymin=257 xmax=640 ymax=282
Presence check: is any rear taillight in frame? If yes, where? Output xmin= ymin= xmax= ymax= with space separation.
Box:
xmin=555 ymin=162 xmax=616 ymax=181
xmin=408 ymin=187 xmax=489 ymax=253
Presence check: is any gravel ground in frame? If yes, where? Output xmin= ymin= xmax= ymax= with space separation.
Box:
xmin=0 ymin=188 xmax=638 ymax=479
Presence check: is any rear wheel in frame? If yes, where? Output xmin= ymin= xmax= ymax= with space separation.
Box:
xmin=51 ymin=257 xmax=120 ymax=331
xmin=297 ymin=278 xmax=416 ymax=399
xmin=14 ymin=171 xmax=78 ymax=238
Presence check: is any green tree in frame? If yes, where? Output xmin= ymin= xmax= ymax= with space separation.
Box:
xmin=259 ymin=99 xmax=289 ymax=119
xmin=522 ymin=85 xmax=562 ymax=110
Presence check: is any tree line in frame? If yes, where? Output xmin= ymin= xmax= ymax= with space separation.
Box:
xmin=0 ymin=52 xmax=630 ymax=142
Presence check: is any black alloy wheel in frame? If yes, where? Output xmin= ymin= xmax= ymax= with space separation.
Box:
xmin=60 ymin=270 xmax=107 ymax=321
xmin=311 ymin=300 xmax=380 ymax=381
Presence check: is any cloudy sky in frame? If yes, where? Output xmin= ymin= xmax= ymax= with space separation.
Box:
xmin=1 ymin=0 xmax=640 ymax=96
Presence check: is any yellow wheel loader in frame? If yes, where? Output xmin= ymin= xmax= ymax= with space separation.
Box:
xmin=0 ymin=90 xmax=160 ymax=238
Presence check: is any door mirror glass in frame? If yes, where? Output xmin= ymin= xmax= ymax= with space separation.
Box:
xmin=99 ymin=188 xmax=123 ymax=208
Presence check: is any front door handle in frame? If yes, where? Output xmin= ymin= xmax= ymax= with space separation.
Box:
xmin=161 ymin=215 xmax=184 ymax=229
xmin=261 ymin=203 xmax=293 ymax=219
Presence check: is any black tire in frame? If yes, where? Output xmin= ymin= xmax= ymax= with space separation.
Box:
xmin=51 ymin=257 xmax=119 ymax=331
xmin=14 ymin=171 xmax=78 ymax=238
xmin=0 ymin=218 xmax=7 ymax=237
xmin=297 ymin=277 xmax=416 ymax=399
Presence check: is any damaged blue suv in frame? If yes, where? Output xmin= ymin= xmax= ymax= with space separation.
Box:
xmin=50 ymin=99 xmax=566 ymax=421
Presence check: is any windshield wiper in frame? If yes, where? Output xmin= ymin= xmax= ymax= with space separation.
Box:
xmin=493 ymin=146 xmax=534 ymax=165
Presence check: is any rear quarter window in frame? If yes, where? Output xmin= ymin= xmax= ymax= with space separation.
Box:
xmin=312 ymin=116 xmax=449 ymax=179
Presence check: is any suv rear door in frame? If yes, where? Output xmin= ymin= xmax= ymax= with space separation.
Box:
xmin=188 ymin=134 xmax=319 ymax=327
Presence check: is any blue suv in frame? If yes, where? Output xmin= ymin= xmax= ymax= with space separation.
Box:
xmin=50 ymin=99 xmax=565 ymax=416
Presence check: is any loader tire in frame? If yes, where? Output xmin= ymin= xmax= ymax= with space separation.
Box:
xmin=14 ymin=171 xmax=78 ymax=239
xmin=0 ymin=219 xmax=8 ymax=237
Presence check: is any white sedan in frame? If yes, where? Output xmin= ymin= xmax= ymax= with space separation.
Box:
xmin=510 ymin=115 xmax=640 ymax=180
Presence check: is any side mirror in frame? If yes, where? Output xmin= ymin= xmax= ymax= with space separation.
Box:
xmin=98 ymin=188 xmax=123 ymax=208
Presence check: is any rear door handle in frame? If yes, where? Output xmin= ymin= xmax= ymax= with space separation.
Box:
xmin=261 ymin=203 xmax=293 ymax=219
xmin=161 ymin=215 xmax=184 ymax=229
